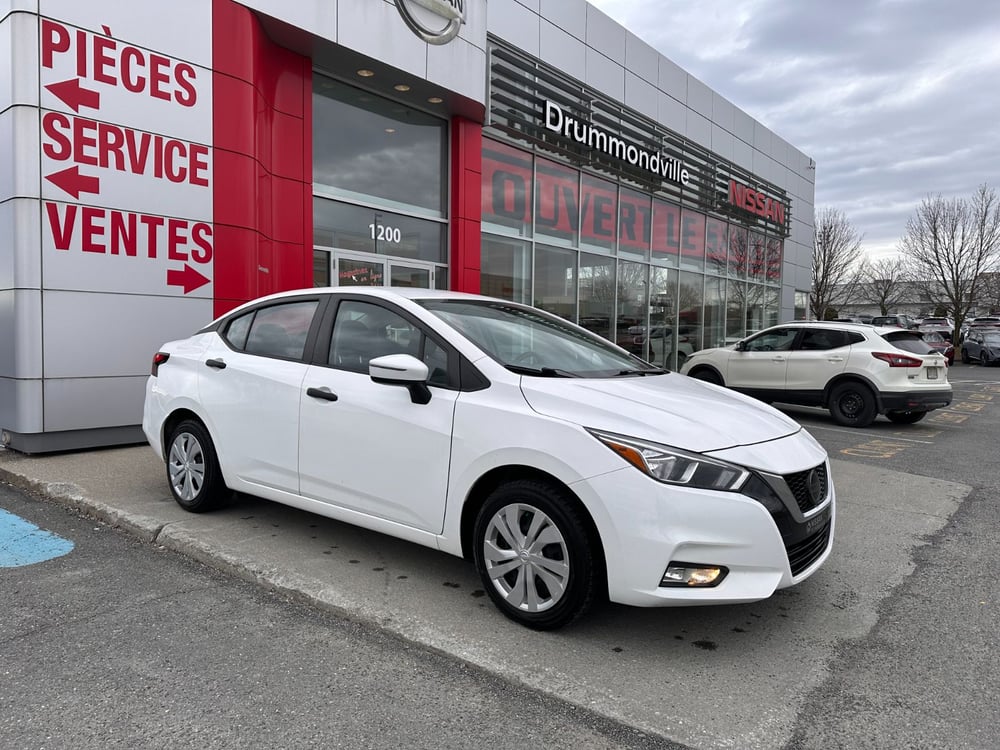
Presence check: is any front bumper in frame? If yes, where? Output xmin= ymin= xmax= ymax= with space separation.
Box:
xmin=878 ymin=388 xmax=952 ymax=412
xmin=571 ymin=432 xmax=835 ymax=607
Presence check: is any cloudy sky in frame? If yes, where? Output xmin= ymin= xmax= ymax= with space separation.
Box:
xmin=588 ymin=0 xmax=1000 ymax=260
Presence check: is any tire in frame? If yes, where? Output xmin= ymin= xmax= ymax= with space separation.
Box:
xmin=473 ymin=480 xmax=598 ymax=631
xmin=828 ymin=382 xmax=877 ymax=427
xmin=689 ymin=367 xmax=723 ymax=386
xmin=165 ymin=419 xmax=228 ymax=512
xmin=886 ymin=410 xmax=927 ymax=424
xmin=961 ymin=348 xmax=970 ymax=364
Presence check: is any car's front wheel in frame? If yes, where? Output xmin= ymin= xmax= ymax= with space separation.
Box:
xmin=828 ymin=382 xmax=877 ymax=427
xmin=166 ymin=419 xmax=228 ymax=512
xmin=473 ymin=481 xmax=598 ymax=630
xmin=961 ymin=348 xmax=971 ymax=364
xmin=886 ymin=410 xmax=927 ymax=424
xmin=688 ymin=367 xmax=723 ymax=385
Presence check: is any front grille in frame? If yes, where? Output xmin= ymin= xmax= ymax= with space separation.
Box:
xmin=786 ymin=521 xmax=832 ymax=576
xmin=783 ymin=464 xmax=828 ymax=513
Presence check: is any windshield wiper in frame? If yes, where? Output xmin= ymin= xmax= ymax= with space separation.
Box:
xmin=614 ymin=367 xmax=669 ymax=376
xmin=506 ymin=365 xmax=581 ymax=378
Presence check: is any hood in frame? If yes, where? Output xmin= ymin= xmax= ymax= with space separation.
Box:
xmin=520 ymin=372 xmax=801 ymax=454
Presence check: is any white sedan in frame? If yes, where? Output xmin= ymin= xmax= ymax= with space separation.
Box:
xmin=143 ymin=288 xmax=834 ymax=630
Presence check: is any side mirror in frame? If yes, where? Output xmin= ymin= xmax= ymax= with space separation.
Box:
xmin=734 ymin=340 xmax=747 ymax=352
xmin=369 ymin=354 xmax=432 ymax=404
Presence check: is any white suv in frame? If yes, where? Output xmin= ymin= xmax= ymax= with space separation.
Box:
xmin=680 ymin=321 xmax=952 ymax=427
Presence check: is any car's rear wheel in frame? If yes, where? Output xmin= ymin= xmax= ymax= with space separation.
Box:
xmin=886 ymin=410 xmax=927 ymax=424
xmin=166 ymin=419 xmax=228 ymax=512
xmin=828 ymin=382 xmax=877 ymax=427
xmin=473 ymin=481 xmax=597 ymax=631
xmin=689 ymin=367 xmax=722 ymax=385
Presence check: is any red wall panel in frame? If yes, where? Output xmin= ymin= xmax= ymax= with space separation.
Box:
xmin=212 ymin=0 xmax=312 ymax=317
xmin=450 ymin=117 xmax=482 ymax=293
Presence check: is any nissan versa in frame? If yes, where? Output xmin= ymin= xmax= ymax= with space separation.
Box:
xmin=143 ymin=288 xmax=835 ymax=630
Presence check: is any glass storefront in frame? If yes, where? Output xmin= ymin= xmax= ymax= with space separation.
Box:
xmin=312 ymin=74 xmax=449 ymax=288
xmin=480 ymin=137 xmax=783 ymax=368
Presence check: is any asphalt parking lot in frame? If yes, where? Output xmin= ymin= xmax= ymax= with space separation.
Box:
xmin=4 ymin=362 xmax=994 ymax=748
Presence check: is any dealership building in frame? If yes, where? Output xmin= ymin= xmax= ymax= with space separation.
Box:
xmin=1 ymin=0 xmax=816 ymax=452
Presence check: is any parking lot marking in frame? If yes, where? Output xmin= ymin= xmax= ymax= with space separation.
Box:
xmin=967 ymin=393 xmax=994 ymax=401
xmin=949 ymin=402 xmax=985 ymax=413
xmin=928 ymin=411 xmax=969 ymax=424
xmin=0 ymin=508 xmax=74 ymax=568
xmin=841 ymin=439 xmax=910 ymax=459
xmin=802 ymin=423 xmax=937 ymax=443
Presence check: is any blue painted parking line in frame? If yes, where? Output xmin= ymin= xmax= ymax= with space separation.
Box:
xmin=0 ymin=508 xmax=74 ymax=568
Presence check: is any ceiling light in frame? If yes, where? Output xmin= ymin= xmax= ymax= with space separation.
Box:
xmin=428 ymin=96 xmax=443 ymax=104
xmin=357 ymin=69 xmax=375 ymax=77
xmin=394 ymin=84 xmax=411 ymax=92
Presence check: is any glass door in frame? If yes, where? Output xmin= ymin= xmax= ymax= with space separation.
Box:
xmin=335 ymin=254 xmax=385 ymax=287
xmin=389 ymin=263 xmax=433 ymax=289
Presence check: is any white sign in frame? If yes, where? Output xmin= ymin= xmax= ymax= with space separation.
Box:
xmin=37 ymin=11 xmax=213 ymax=297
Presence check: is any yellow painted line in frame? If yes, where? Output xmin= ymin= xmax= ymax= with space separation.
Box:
xmin=949 ymin=402 xmax=985 ymax=412
xmin=928 ymin=412 xmax=969 ymax=424
xmin=803 ymin=423 xmax=937 ymax=443
xmin=967 ymin=393 xmax=994 ymax=401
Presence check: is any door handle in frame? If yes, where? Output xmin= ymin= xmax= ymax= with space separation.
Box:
xmin=306 ymin=386 xmax=338 ymax=402
xmin=827 ymin=356 xmax=844 ymax=362
xmin=771 ymin=356 xmax=786 ymax=362
xmin=205 ymin=358 xmax=227 ymax=369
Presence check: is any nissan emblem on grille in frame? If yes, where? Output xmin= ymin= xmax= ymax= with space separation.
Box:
xmin=807 ymin=468 xmax=823 ymax=504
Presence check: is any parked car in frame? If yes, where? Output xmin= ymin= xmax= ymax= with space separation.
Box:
xmin=870 ymin=314 xmax=920 ymax=330
xmin=920 ymin=331 xmax=955 ymax=365
xmin=960 ymin=327 xmax=1000 ymax=365
xmin=918 ymin=317 xmax=955 ymax=341
xmin=618 ymin=324 xmax=696 ymax=366
xmin=143 ymin=288 xmax=835 ymax=630
xmin=680 ymin=321 xmax=952 ymax=427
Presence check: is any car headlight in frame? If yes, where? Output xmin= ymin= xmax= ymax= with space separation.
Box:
xmin=588 ymin=429 xmax=749 ymax=491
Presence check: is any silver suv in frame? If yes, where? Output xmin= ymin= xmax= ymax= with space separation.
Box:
xmin=680 ymin=321 xmax=952 ymax=427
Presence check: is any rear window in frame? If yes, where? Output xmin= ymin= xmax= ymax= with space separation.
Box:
xmin=882 ymin=331 xmax=935 ymax=355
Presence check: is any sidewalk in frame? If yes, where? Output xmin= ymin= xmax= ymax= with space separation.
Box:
xmin=0 ymin=443 xmax=972 ymax=749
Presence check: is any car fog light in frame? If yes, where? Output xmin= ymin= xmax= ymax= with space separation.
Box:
xmin=660 ymin=563 xmax=727 ymax=588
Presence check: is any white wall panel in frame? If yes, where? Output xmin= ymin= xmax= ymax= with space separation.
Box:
xmin=657 ymin=56 xmax=686 ymax=102
xmin=624 ymin=71 xmax=656 ymax=121
xmin=0 ymin=377 xmax=42 ymax=433
xmin=0 ymin=198 xmax=42 ymax=289
xmin=585 ymin=47 xmax=622 ymax=100
xmin=41 ymin=289 xmax=212 ymax=378
xmin=540 ymin=0 xmax=585 ymax=41
xmin=585 ymin=5 xmax=624 ymax=64
xmin=624 ymin=32 xmax=657 ymax=85
xmin=539 ymin=21 xmax=585 ymax=82
xmin=1 ymin=11 xmax=39 ymax=110
xmin=42 ymin=374 xmax=146 ymax=430
xmin=657 ymin=92 xmax=684 ymax=132
xmin=338 ymin=0 xmax=427 ymax=79
xmin=39 ymin=0 xmax=212 ymax=68
xmin=685 ymin=110 xmax=711 ymax=150
xmin=0 ymin=288 xmax=42 ymax=378
xmin=426 ymin=37 xmax=487 ymax=104
xmin=235 ymin=0 xmax=338 ymax=43
xmin=687 ymin=77 xmax=712 ymax=118
xmin=489 ymin=0 xmax=540 ymax=57
xmin=0 ymin=105 xmax=40 ymax=202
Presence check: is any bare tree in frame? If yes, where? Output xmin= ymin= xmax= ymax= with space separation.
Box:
xmin=810 ymin=208 xmax=867 ymax=319
xmin=859 ymin=256 xmax=909 ymax=315
xmin=899 ymin=184 xmax=1000 ymax=342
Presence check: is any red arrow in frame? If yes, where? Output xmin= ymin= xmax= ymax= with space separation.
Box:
xmin=167 ymin=264 xmax=211 ymax=294
xmin=45 ymin=78 xmax=101 ymax=113
xmin=45 ymin=166 xmax=100 ymax=199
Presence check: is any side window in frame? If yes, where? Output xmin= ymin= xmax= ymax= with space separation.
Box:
xmin=798 ymin=329 xmax=848 ymax=351
xmin=330 ymin=300 xmax=453 ymax=385
xmin=847 ymin=332 xmax=865 ymax=345
xmin=242 ymin=300 xmax=319 ymax=359
xmin=224 ymin=312 xmax=253 ymax=351
xmin=746 ymin=328 xmax=797 ymax=352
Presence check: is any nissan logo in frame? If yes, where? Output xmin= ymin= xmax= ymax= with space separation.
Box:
xmin=807 ymin=469 xmax=824 ymax=504
xmin=395 ymin=0 xmax=465 ymax=45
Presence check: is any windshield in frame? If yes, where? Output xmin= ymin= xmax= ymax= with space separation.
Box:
xmin=982 ymin=333 xmax=1000 ymax=344
xmin=418 ymin=299 xmax=663 ymax=377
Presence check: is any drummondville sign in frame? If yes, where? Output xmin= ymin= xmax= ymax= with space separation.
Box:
xmin=543 ymin=100 xmax=692 ymax=187
xmin=395 ymin=0 xmax=465 ymax=45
